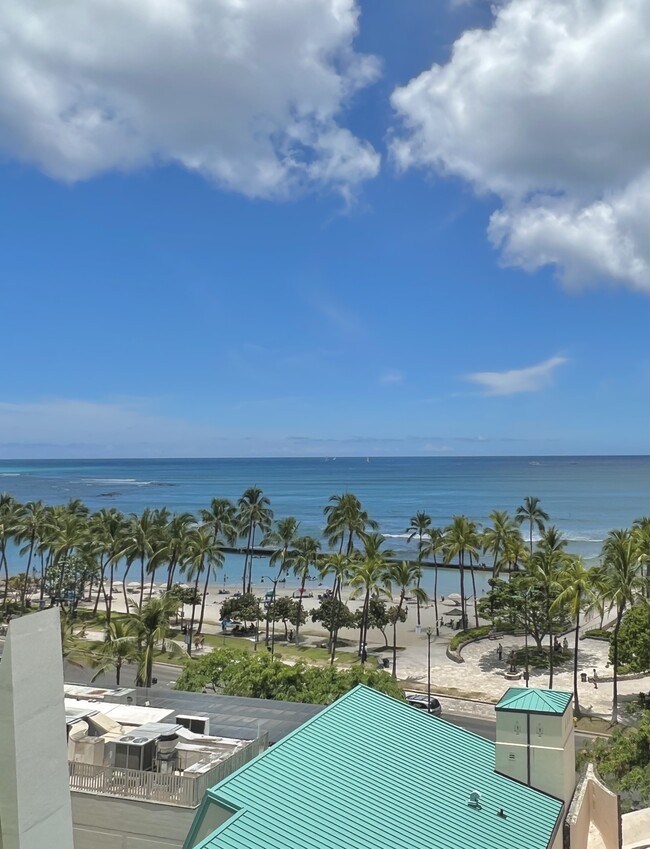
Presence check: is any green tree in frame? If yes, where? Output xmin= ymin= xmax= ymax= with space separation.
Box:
xmin=237 ymin=487 xmax=273 ymax=594
xmin=288 ymin=535 xmax=320 ymax=645
xmin=268 ymin=595 xmax=306 ymax=639
xmin=482 ymin=510 xmax=516 ymax=577
xmin=311 ymin=596 xmax=355 ymax=640
xmin=13 ymin=500 xmax=46 ymax=608
xmin=220 ymin=592 xmax=263 ymax=625
xmin=421 ymin=526 xmax=444 ymax=635
xmin=527 ymin=544 xmax=566 ymax=688
xmin=602 ymin=529 xmax=644 ymax=722
xmin=183 ymin=525 xmax=224 ymax=637
xmin=323 ymin=493 xmax=378 ymax=558
xmin=406 ymin=511 xmax=431 ymax=627
xmin=609 ymin=602 xmax=650 ymax=674
xmin=127 ymin=594 xmax=185 ymax=687
xmin=516 ymin=496 xmax=550 ymax=555
xmin=262 ymin=516 xmax=300 ymax=649
xmin=318 ymin=552 xmax=352 ymax=664
xmin=384 ymin=560 xmax=428 ymax=677
xmin=350 ymin=533 xmax=392 ymax=662
xmin=356 ymin=597 xmax=391 ymax=648
xmin=89 ymin=619 xmax=138 ymax=686
xmin=444 ymin=516 xmax=480 ymax=628
xmin=552 ymin=556 xmax=596 ymax=717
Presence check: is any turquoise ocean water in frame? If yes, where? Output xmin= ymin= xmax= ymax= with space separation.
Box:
xmin=1 ymin=456 xmax=648 ymax=596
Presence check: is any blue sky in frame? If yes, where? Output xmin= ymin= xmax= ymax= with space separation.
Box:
xmin=0 ymin=0 xmax=647 ymax=458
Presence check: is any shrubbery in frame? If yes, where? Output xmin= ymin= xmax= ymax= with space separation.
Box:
xmin=449 ymin=625 xmax=492 ymax=652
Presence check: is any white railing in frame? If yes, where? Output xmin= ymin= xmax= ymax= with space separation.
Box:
xmin=69 ymin=733 xmax=267 ymax=807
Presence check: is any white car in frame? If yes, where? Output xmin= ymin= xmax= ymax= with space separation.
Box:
xmin=405 ymin=693 xmax=442 ymax=716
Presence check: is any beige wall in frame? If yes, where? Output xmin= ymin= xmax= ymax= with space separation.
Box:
xmin=71 ymin=792 xmax=195 ymax=849
xmin=495 ymin=706 xmax=575 ymax=807
xmin=567 ymin=764 xmax=620 ymax=849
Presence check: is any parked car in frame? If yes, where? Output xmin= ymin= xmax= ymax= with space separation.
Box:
xmin=405 ymin=693 xmax=442 ymax=716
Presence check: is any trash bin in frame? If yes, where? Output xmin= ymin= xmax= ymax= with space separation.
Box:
xmin=382 ymin=658 xmax=390 ymax=669
xmin=415 ymin=624 xmax=422 ymax=635
xmin=580 ymin=672 xmax=587 ymax=683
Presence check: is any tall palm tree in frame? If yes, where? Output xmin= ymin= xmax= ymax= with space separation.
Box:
xmin=384 ymin=560 xmax=428 ymax=677
xmin=318 ymin=552 xmax=351 ymax=663
xmin=324 ymin=493 xmax=378 ymax=557
xmin=602 ymin=530 xmax=643 ymax=723
xmin=552 ymin=556 xmax=595 ymax=718
xmin=89 ymin=508 xmax=128 ymax=622
xmin=540 ymin=525 xmax=568 ymax=553
xmin=0 ymin=494 xmax=19 ymax=610
xmin=50 ymin=509 xmax=89 ymax=605
xmin=444 ymin=516 xmax=480 ymax=628
xmin=237 ymin=488 xmax=273 ymax=594
xmin=127 ymin=594 xmax=184 ymax=687
xmin=120 ymin=509 xmax=160 ymax=608
xmin=482 ymin=510 xmax=516 ymax=577
xmin=632 ymin=517 xmax=650 ymax=597
xmin=406 ymin=511 xmax=431 ymax=627
xmin=516 ymin=496 xmax=550 ymax=555
xmin=502 ymin=529 xmax=529 ymax=577
xmin=289 ymin=535 xmax=321 ymax=645
xmin=89 ymin=619 xmax=137 ymax=686
xmin=13 ymin=500 xmax=46 ymax=608
xmin=421 ymin=527 xmax=444 ymax=635
xmin=528 ymin=544 xmax=565 ymax=689
xmin=262 ymin=517 xmax=300 ymax=650
xmin=183 ymin=526 xmax=224 ymax=642
xmin=350 ymin=533 xmax=392 ymax=662
xmin=155 ymin=511 xmax=198 ymax=591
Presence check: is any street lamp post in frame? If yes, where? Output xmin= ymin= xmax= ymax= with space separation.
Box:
xmin=426 ymin=627 xmax=433 ymax=713
xmin=524 ymin=590 xmax=530 ymax=688
xmin=261 ymin=575 xmax=280 ymax=657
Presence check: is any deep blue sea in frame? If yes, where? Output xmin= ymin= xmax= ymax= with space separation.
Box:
xmin=1 ymin=456 xmax=648 ymax=596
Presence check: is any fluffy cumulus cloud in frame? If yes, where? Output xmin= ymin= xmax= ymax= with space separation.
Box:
xmin=0 ymin=0 xmax=379 ymax=198
xmin=391 ymin=0 xmax=650 ymax=292
xmin=466 ymin=355 xmax=567 ymax=395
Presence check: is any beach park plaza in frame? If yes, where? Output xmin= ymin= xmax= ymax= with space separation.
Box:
xmin=0 ymin=612 xmax=648 ymax=849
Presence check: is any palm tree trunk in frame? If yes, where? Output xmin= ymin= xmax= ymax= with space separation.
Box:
xmin=359 ymin=589 xmax=370 ymax=662
xmin=242 ymin=526 xmax=253 ymax=594
xmin=330 ymin=578 xmax=343 ymax=666
xmin=611 ymin=603 xmax=625 ymax=724
xmin=106 ymin=563 xmax=114 ymax=625
xmin=93 ymin=559 xmax=107 ymax=617
xmin=548 ymin=591 xmax=554 ymax=689
xmin=39 ymin=551 xmax=46 ymax=603
xmin=21 ymin=538 xmax=35 ymax=608
xmin=433 ymin=558 xmax=440 ymax=636
xmin=469 ymin=553 xmax=479 ymax=627
xmin=416 ymin=532 xmax=423 ymax=627
xmin=1 ymin=549 xmax=9 ymax=610
xmin=459 ymin=555 xmax=466 ymax=630
xmin=116 ymin=659 xmax=122 ymax=687
xmin=246 ymin=524 xmax=257 ymax=595
xmin=197 ymin=566 xmax=211 ymax=634
xmin=529 ymin=520 xmax=534 ymax=555
xmin=139 ymin=557 xmax=145 ymax=607
xmin=122 ymin=561 xmax=133 ymax=611
xmin=294 ymin=572 xmax=307 ymax=645
xmin=392 ymin=594 xmax=405 ymax=677
xmin=573 ymin=607 xmax=581 ymax=718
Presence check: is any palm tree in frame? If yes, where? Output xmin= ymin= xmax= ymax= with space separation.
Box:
xmin=156 ymin=511 xmax=198 ymax=591
xmin=421 ymin=527 xmax=444 ymax=635
xmin=324 ymin=493 xmax=378 ymax=557
xmin=516 ymin=496 xmax=550 ymax=555
xmin=49 ymin=508 xmax=88 ymax=604
xmin=127 ymin=594 xmax=185 ymax=687
xmin=552 ymin=556 xmax=595 ymax=717
xmin=632 ymin=517 xmax=650 ymax=597
xmin=201 ymin=498 xmax=237 ymax=549
xmin=528 ymin=544 xmax=565 ymax=689
xmin=406 ymin=511 xmax=431 ymax=627
xmin=13 ymin=500 xmax=46 ymax=608
xmin=350 ymin=533 xmax=392 ymax=662
xmin=540 ymin=525 xmax=568 ymax=553
xmin=602 ymin=530 xmax=644 ymax=723
xmin=183 ymin=526 xmax=224 ymax=642
xmin=482 ymin=510 xmax=516 ymax=577
xmin=502 ymin=529 xmax=529 ymax=577
xmin=262 ymin=517 xmax=300 ymax=650
xmin=89 ymin=619 xmax=137 ymax=686
xmin=89 ymin=508 xmax=128 ymax=622
xmin=237 ymin=488 xmax=273 ymax=594
xmin=444 ymin=516 xmax=480 ymax=628
xmin=120 ymin=509 xmax=160 ymax=608
xmin=318 ymin=552 xmax=351 ymax=663
xmin=0 ymin=494 xmax=19 ymax=610
xmin=289 ymin=535 xmax=321 ymax=645
xmin=384 ymin=560 xmax=428 ymax=677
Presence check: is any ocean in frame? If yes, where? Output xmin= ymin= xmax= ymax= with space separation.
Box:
xmin=1 ymin=456 xmax=648 ymax=596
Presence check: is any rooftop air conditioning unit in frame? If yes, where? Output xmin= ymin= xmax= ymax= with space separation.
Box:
xmin=176 ymin=714 xmax=210 ymax=735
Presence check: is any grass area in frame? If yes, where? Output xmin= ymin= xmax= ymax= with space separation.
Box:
xmin=449 ymin=625 xmax=492 ymax=652
xmin=574 ymin=716 xmax=613 ymax=735
xmin=582 ymin=628 xmax=611 ymax=641
xmin=513 ymin=647 xmax=573 ymax=670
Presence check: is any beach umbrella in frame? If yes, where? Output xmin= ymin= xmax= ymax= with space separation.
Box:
xmin=446 ymin=592 xmax=461 ymax=603
xmin=447 ymin=607 xmax=463 ymax=616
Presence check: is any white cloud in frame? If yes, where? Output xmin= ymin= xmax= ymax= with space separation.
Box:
xmin=391 ymin=0 xmax=650 ymax=292
xmin=380 ymin=369 xmax=404 ymax=384
xmin=0 ymin=0 xmax=380 ymax=199
xmin=466 ymin=355 xmax=567 ymax=395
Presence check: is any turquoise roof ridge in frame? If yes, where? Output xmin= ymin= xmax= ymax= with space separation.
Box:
xmin=496 ymin=687 xmax=573 ymax=715
xmin=186 ymin=684 xmax=563 ymax=849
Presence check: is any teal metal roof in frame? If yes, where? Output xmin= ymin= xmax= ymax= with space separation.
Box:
xmin=496 ymin=687 xmax=573 ymax=715
xmin=187 ymin=685 xmax=563 ymax=849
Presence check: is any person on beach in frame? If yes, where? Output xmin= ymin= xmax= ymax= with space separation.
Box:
xmin=497 ymin=643 xmax=503 ymax=661
xmin=592 ymin=668 xmax=598 ymax=689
